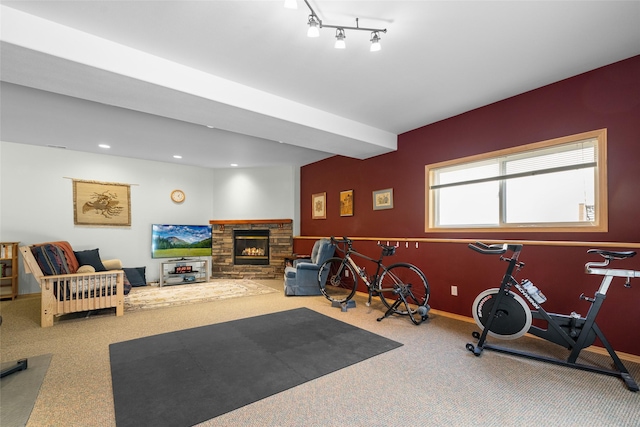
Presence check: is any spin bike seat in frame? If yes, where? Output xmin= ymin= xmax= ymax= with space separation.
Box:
xmin=587 ymin=249 xmax=637 ymax=260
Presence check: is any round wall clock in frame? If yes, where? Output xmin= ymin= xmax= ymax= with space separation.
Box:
xmin=170 ymin=189 xmax=185 ymax=203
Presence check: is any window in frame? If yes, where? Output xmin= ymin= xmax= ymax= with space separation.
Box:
xmin=425 ymin=129 xmax=607 ymax=232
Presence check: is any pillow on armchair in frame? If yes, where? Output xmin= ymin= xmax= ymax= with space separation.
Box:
xmin=76 ymin=265 xmax=96 ymax=274
xmin=31 ymin=244 xmax=72 ymax=276
xmin=74 ymin=249 xmax=107 ymax=272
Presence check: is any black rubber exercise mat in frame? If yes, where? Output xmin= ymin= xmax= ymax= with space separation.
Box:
xmin=110 ymin=307 xmax=402 ymax=427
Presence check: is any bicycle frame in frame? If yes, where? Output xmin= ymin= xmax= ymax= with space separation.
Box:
xmin=341 ymin=246 xmax=386 ymax=294
xmin=467 ymin=242 xmax=639 ymax=392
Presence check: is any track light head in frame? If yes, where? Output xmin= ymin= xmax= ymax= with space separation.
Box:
xmin=370 ymin=31 xmax=381 ymax=52
xmin=307 ymin=15 xmax=320 ymax=37
xmin=334 ymin=28 xmax=346 ymax=49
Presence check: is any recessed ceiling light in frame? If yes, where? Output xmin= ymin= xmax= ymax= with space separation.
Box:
xmin=206 ymin=125 xmax=215 ymax=129
xmin=230 ymin=163 xmax=238 ymax=167
xmin=173 ymin=155 xmax=183 ymax=159
xmin=99 ymin=144 xmax=110 ymax=149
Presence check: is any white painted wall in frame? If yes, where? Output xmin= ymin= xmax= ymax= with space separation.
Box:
xmin=0 ymin=141 xmax=298 ymax=294
xmin=212 ymin=166 xmax=298 ymax=222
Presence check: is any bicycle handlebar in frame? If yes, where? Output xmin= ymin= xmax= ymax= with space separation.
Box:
xmin=468 ymin=242 xmax=508 ymax=255
xmin=330 ymin=236 xmax=396 ymax=258
xmin=330 ymin=236 xmax=352 ymax=254
xmin=330 ymin=236 xmax=351 ymax=244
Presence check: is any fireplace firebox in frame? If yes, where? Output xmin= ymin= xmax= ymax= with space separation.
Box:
xmin=233 ymin=229 xmax=270 ymax=265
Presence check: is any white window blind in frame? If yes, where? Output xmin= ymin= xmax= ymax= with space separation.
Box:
xmin=430 ymin=139 xmax=597 ymax=191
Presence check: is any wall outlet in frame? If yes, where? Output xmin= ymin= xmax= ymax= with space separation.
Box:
xmin=451 ymin=285 xmax=458 ymax=296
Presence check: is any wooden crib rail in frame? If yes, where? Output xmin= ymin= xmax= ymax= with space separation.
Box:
xmin=39 ymin=272 xmax=124 ymax=327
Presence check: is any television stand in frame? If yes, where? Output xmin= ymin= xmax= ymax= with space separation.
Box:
xmin=160 ymin=259 xmax=210 ymax=287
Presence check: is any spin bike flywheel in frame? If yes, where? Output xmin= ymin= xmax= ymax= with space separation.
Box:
xmin=472 ymin=288 xmax=532 ymax=340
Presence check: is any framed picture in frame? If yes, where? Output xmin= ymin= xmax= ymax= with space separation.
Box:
xmin=373 ymin=188 xmax=394 ymax=210
xmin=312 ymin=192 xmax=326 ymax=219
xmin=340 ymin=190 xmax=354 ymax=216
xmin=73 ymin=179 xmax=131 ymax=226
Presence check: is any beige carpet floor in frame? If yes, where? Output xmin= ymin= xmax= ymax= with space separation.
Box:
xmin=1 ymin=280 xmax=639 ymax=426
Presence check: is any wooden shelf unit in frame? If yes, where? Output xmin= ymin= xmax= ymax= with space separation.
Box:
xmin=160 ymin=258 xmax=210 ymax=287
xmin=0 ymin=242 xmax=19 ymax=300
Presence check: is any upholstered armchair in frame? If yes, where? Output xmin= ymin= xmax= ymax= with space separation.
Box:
xmin=284 ymin=238 xmax=336 ymax=296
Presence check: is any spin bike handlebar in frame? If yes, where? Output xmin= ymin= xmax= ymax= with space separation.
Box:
xmin=469 ymin=241 xmax=639 ymax=285
xmin=468 ymin=242 xmax=510 ymax=255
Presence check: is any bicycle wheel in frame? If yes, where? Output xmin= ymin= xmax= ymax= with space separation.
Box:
xmin=318 ymin=257 xmax=357 ymax=303
xmin=378 ymin=263 xmax=430 ymax=316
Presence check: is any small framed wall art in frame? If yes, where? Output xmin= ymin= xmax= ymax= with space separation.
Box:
xmin=373 ymin=188 xmax=394 ymax=210
xmin=340 ymin=190 xmax=354 ymax=216
xmin=312 ymin=192 xmax=327 ymax=219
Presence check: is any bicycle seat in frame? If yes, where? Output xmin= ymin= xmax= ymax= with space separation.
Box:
xmin=380 ymin=245 xmax=396 ymax=257
xmin=587 ymin=249 xmax=637 ymax=260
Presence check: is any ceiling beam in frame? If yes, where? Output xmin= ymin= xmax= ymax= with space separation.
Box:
xmin=0 ymin=5 xmax=397 ymax=160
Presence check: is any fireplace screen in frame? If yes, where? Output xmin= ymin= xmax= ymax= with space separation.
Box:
xmin=233 ymin=229 xmax=270 ymax=265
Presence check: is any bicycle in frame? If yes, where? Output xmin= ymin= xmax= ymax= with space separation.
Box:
xmin=465 ymin=241 xmax=639 ymax=391
xmin=317 ymin=237 xmax=430 ymax=325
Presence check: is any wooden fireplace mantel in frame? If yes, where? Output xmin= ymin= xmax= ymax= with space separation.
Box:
xmin=209 ymin=219 xmax=292 ymax=231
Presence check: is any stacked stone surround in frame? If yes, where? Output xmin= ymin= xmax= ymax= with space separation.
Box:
xmin=209 ymin=219 xmax=293 ymax=279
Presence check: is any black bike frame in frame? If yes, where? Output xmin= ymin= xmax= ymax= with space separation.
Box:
xmin=335 ymin=241 xmax=387 ymax=294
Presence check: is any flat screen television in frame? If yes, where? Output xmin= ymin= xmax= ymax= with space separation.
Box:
xmin=151 ymin=224 xmax=212 ymax=259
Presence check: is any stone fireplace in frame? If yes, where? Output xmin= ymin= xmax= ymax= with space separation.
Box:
xmin=210 ymin=219 xmax=292 ymax=279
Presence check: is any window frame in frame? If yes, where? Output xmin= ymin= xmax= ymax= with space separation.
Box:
xmin=424 ymin=129 xmax=608 ymax=233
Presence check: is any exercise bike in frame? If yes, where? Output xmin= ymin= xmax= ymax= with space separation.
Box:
xmin=465 ymin=242 xmax=639 ymax=392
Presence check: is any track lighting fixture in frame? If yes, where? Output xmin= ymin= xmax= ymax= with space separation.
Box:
xmin=285 ymin=0 xmax=387 ymax=51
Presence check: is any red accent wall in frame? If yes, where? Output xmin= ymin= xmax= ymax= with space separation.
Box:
xmin=298 ymin=55 xmax=640 ymax=356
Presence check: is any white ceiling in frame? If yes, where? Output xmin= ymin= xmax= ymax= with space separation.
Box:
xmin=1 ymin=1 xmax=639 ymax=169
